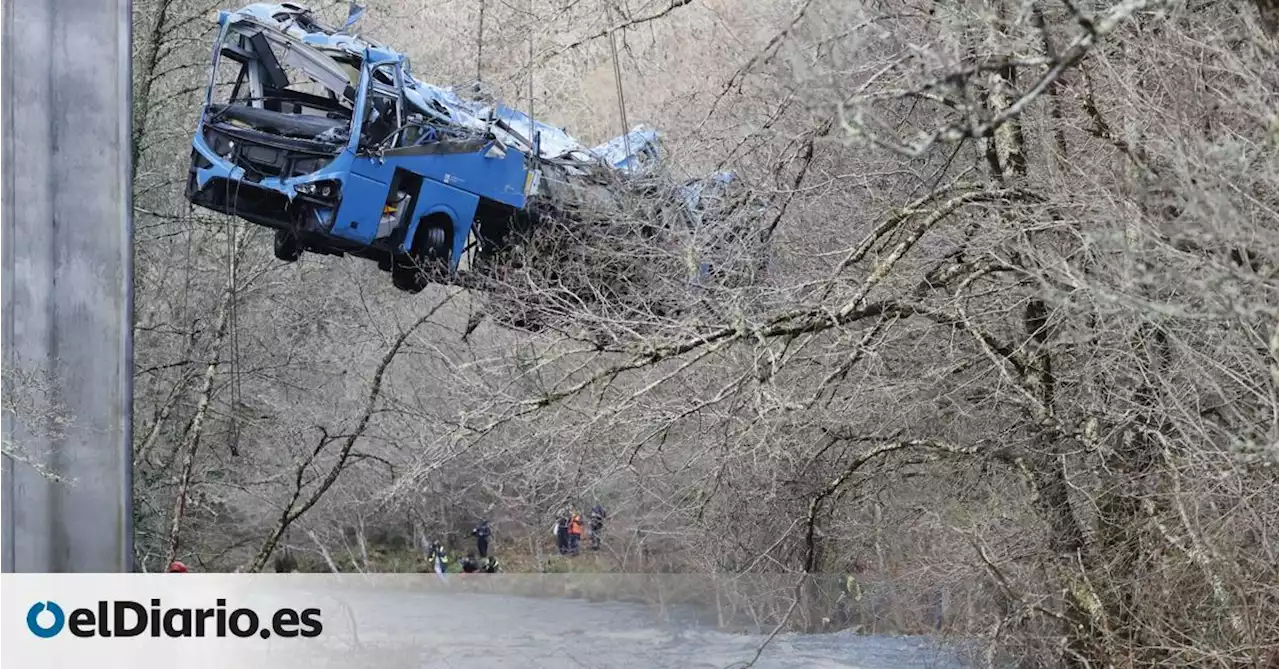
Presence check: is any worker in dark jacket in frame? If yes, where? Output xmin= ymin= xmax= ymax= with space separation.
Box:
xmin=472 ymin=520 xmax=492 ymax=558
xmin=589 ymin=505 xmax=606 ymax=550
xmin=554 ymin=516 xmax=569 ymax=555
xmin=460 ymin=551 xmax=480 ymax=573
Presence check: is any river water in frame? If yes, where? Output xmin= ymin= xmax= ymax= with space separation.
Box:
xmin=286 ymin=589 xmax=974 ymax=669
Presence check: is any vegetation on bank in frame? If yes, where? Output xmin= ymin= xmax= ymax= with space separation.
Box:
xmin=98 ymin=0 xmax=1280 ymax=666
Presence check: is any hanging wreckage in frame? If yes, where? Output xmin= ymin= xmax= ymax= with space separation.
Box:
xmin=185 ymin=3 xmax=766 ymax=312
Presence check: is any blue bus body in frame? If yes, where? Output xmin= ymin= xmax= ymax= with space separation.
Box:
xmin=185 ymin=4 xmax=742 ymax=298
xmin=185 ymin=7 xmax=559 ymax=291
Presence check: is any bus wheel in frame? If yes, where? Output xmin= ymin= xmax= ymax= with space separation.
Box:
xmin=422 ymin=225 xmax=448 ymax=258
xmin=274 ymin=230 xmax=303 ymax=262
xmin=392 ymin=218 xmax=450 ymax=294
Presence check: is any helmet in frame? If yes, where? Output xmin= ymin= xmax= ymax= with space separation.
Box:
xmin=168 ymin=560 xmax=188 ymax=573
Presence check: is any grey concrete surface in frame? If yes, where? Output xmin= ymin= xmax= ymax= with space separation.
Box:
xmin=1 ymin=0 xmax=134 ymax=572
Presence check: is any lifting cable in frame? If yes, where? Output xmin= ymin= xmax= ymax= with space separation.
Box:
xmin=527 ymin=0 xmax=535 ymax=140
xmin=476 ymin=0 xmax=486 ymax=84
xmin=225 ymin=215 xmax=242 ymax=457
xmin=608 ymin=2 xmax=631 ymax=166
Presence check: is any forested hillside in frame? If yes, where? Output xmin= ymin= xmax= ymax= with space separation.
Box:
xmin=120 ymin=0 xmax=1276 ymax=665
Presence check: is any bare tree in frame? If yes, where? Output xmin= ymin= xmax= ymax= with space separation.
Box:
xmin=121 ymin=1 xmax=1275 ymax=665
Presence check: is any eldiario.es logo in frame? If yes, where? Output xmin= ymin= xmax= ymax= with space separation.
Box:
xmin=27 ymin=599 xmax=322 ymax=639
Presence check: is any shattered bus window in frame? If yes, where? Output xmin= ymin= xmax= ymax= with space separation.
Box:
xmin=356 ymin=63 xmax=405 ymax=149
xmin=210 ymin=51 xmax=247 ymax=108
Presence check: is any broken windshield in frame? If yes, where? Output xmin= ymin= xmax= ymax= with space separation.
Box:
xmin=204 ymin=17 xmax=355 ymax=143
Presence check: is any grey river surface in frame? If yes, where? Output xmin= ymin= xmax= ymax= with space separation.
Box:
xmin=275 ymin=589 xmax=973 ymax=669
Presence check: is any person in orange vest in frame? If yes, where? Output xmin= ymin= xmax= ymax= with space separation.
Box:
xmin=567 ymin=512 xmax=584 ymax=556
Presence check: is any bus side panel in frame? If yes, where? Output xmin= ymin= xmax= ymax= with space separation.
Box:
xmin=403 ymin=178 xmax=480 ymax=271
xmin=396 ymin=149 xmax=529 ymax=211
xmin=330 ymin=170 xmax=389 ymax=246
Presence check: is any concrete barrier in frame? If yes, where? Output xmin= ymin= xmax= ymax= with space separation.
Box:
xmin=1 ymin=0 xmax=134 ymax=572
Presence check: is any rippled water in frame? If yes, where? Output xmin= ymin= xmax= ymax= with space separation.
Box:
xmin=286 ymin=590 xmax=972 ymax=669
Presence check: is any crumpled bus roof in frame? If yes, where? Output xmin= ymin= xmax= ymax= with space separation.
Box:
xmin=223 ymin=3 xmax=659 ymax=173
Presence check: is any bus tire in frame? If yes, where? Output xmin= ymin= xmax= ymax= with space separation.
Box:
xmin=274 ymin=230 xmax=303 ymax=262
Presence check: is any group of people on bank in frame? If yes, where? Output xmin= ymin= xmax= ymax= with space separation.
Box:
xmin=425 ymin=519 xmax=500 ymax=574
xmin=426 ymin=505 xmax=609 ymax=571
xmin=172 ymin=508 xmax=612 ymax=575
xmin=553 ymin=505 xmax=606 ymax=556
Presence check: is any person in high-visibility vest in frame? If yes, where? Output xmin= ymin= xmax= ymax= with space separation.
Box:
xmin=836 ymin=572 xmax=863 ymax=630
xmin=840 ymin=574 xmax=862 ymax=600
xmin=567 ymin=513 xmax=584 ymax=556
xmin=427 ymin=541 xmax=450 ymax=574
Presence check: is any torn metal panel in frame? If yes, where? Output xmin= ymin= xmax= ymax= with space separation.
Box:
xmin=223 ymin=3 xmax=654 ymax=171
xmin=590 ymin=126 xmax=661 ymax=172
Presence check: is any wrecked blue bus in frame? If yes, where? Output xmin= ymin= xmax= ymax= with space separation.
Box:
xmin=186 ymin=4 xmax=763 ymax=305
xmin=185 ymin=4 xmax=664 ymax=292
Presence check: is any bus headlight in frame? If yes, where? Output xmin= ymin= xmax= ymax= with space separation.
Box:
xmin=295 ymin=180 xmax=341 ymax=199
